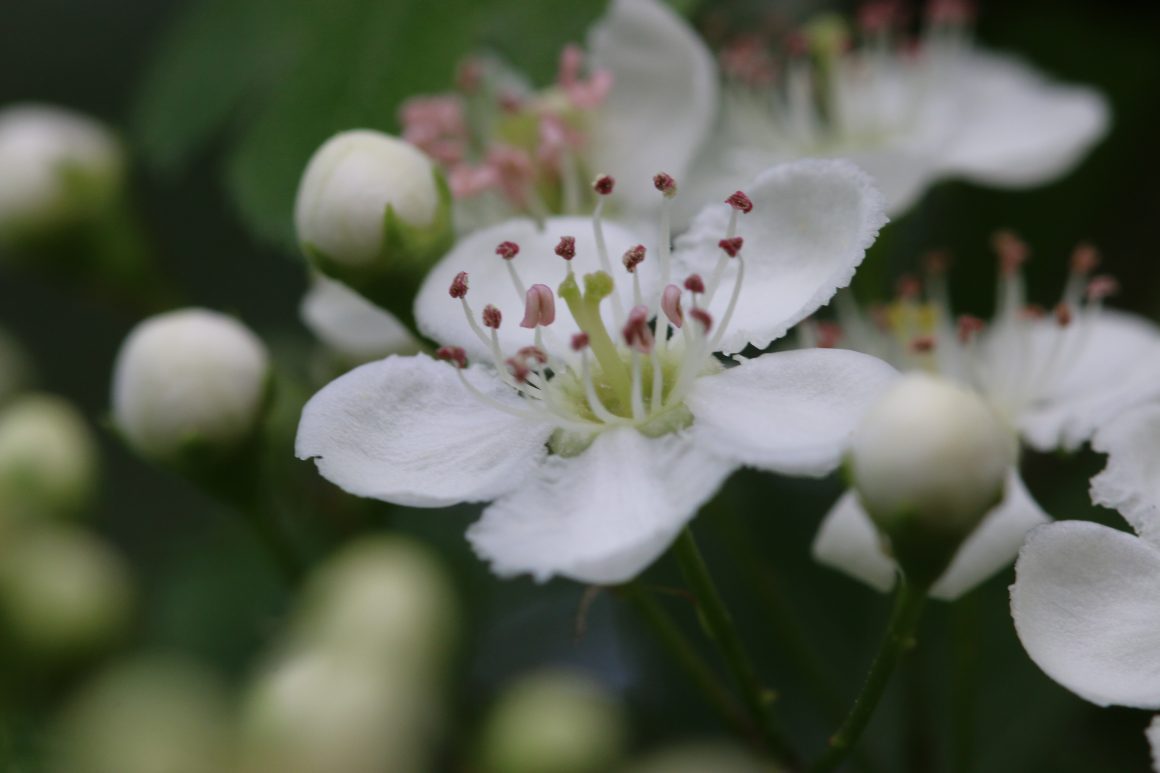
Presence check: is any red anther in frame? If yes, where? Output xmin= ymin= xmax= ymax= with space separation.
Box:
xmin=684 ymin=274 xmax=706 ymax=294
xmin=436 ymin=346 xmax=467 ymax=369
xmin=956 ymin=315 xmax=986 ymax=343
xmin=718 ymin=237 xmax=744 ymax=257
xmin=725 ymin=191 xmax=753 ymax=214
xmin=653 ymin=172 xmax=677 ymax=198
xmin=1054 ymin=303 xmax=1073 ymax=327
xmin=571 ymin=332 xmax=590 ymax=351
xmin=555 ymin=235 xmax=576 ymax=261
xmin=496 ymin=241 xmax=520 ymax=260
xmin=506 ymin=356 xmax=531 ymax=384
xmin=1020 ymin=304 xmax=1046 ymax=321
xmin=593 ymin=174 xmax=615 ymax=195
xmin=1086 ymin=275 xmax=1120 ymax=301
xmin=517 ymin=346 xmax=549 ymax=364
xmin=622 ymin=305 xmax=655 ymax=353
xmin=520 ymin=284 xmax=557 ymax=328
xmin=1071 ymin=243 xmax=1100 ymax=275
xmin=689 ymin=308 xmax=713 ymax=333
xmin=816 ymin=321 xmax=843 ymax=349
xmin=661 ymin=284 xmax=684 ymax=328
xmin=993 ymin=229 xmax=1030 ymax=276
xmin=909 ymin=335 xmax=937 ymax=353
xmin=895 ymin=274 xmax=922 ymax=301
xmin=449 ymin=271 xmax=469 ymax=299
xmin=622 ymin=244 xmax=647 ymax=273
xmin=482 ymin=304 xmax=502 ymax=329
xmin=923 ymin=249 xmax=951 ymax=275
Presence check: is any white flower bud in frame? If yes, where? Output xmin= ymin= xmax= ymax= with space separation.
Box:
xmin=848 ymin=372 xmax=1017 ymax=585
xmin=111 ymin=308 xmax=270 ymax=460
xmin=0 ymin=394 xmax=98 ymax=519
xmin=290 ymin=536 xmax=457 ymax=678
xmin=478 ymin=670 xmax=627 ymax=773
xmin=0 ymin=525 xmax=133 ymax=658
xmin=50 ymin=657 xmax=234 ymax=773
xmin=0 ymin=104 xmax=124 ymax=241
xmin=300 ymin=275 xmax=419 ymax=365
xmin=295 ymin=130 xmax=449 ymax=270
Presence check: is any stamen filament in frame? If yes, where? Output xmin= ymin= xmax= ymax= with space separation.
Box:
xmin=592 ymin=198 xmax=626 ymax=327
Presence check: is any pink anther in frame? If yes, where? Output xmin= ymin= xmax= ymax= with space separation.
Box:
xmin=520 ymin=284 xmax=557 ymax=328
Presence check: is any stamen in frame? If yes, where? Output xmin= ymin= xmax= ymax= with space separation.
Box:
xmin=449 ymin=271 xmax=469 ymax=298
xmin=895 ymin=274 xmax=922 ymax=301
xmin=520 ymin=284 xmax=557 ymax=328
xmin=622 ymin=244 xmax=647 ymax=273
xmin=1071 ymin=243 xmax=1100 ymax=275
xmin=505 ymin=356 xmax=531 ymax=384
xmin=592 ymin=174 xmax=615 ymax=196
xmin=654 ymin=171 xmax=676 ymax=288
xmin=718 ymin=237 xmax=744 ymax=257
xmin=993 ymin=229 xmax=1030 ymax=277
xmin=497 ymin=240 xmax=528 ymax=297
xmin=1053 ymin=303 xmax=1073 ymax=327
xmin=1086 ymin=275 xmax=1120 ymax=302
xmin=653 ymin=173 xmax=677 ymax=198
xmin=555 ymin=235 xmax=576 ymax=260
xmin=578 ymin=350 xmax=627 ymax=425
xmin=684 ymin=274 xmax=706 ymax=295
xmin=436 ymin=346 xmax=467 ymax=369
xmin=956 ymin=315 xmax=985 ymax=343
xmin=482 ymin=304 xmax=502 ymax=329
xmin=725 ymin=191 xmax=754 ymax=214
xmin=816 ymin=321 xmax=843 ymax=348
xmin=661 ymin=285 xmax=684 ymax=328
xmin=689 ymin=308 xmax=713 ymax=333
xmin=590 ymin=176 xmax=624 ymax=327
xmin=496 ymin=241 xmax=520 ymax=260
xmin=518 ymin=346 xmax=548 ymax=365
xmin=571 ymin=332 xmax=590 ymax=351
xmin=909 ymin=335 xmax=936 ymax=353
xmin=622 ymin=305 xmax=655 ymax=354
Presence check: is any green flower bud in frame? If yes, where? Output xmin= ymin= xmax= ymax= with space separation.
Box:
xmin=478 ymin=670 xmax=627 ymax=773
xmin=848 ymin=372 xmax=1017 ymax=587
xmin=0 ymin=393 xmax=98 ymax=520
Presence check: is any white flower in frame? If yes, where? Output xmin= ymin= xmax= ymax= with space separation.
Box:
xmin=398 ymin=0 xmax=717 ymax=228
xmin=0 ymin=103 xmax=124 ymax=241
xmin=689 ymin=4 xmax=1109 ymax=216
xmin=812 ymin=236 xmax=1160 ymax=599
xmin=297 ymin=159 xmax=896 ymax=584
xmin=1010 ymin=404 xmax=1160 ymax=770
xmin=112 ymin=308 xmax=270 ymax=460
xmin=300 ymin=274 xmax=420 ymax=364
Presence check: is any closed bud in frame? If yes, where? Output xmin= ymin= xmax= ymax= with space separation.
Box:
xmin=111 ymin=309 xmax=270 ymax=462
xmin=847 ymin=373 xmax=1016 ymax=587
xmin=0 ymin=394 xmax=98 ymax=520
xmin=0 ymin=104 xmax=124 ymax=245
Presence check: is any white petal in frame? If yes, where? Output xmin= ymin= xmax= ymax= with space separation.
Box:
xmin=929 ymin=471 xmax=1050 ymax=601
xmin=1149 ymin=716 xmax=1160 ymax=773
xmin=811 ymin=490 xmax=897 ymax=594
xmin=1011 ymin=520 xmax=1160 ymax=709
xmin=1012 ymin=310 xmax=1160 ymax=451
xmin=414 ymin=217 xmax=649 ymax=360
xmin=813 ymin=470 xmax=1048 ymax=600
xmin=841 ymin=146 xmax=939 ymax=217
xmin=296 ymin=354 xmax=552 ymax=507
xmin=1090 ymin=405 xmax=1160 ymax=550
xmin=687 ymin=348 xmax=897 ymax=476
xmin=468 ymin=427 xmax=734 ymax=584
xmin=587 ymin=0 xmax=718 ymax=217
xmin=672 ymin=159 xmax=887 ymax=353
xmin=300 ymin=275 xmax=419 ymax=363
xmin=938 ymin=52 xmax=1109 ymax=187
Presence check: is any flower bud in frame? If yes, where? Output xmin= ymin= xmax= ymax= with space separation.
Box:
xmin=0 ymin=525 xmax=133 ymax=659
xmin=478 ymin=670 xmax=627 ymax=773
xmin=290 ymin=536 xmax=458 ymax=678
xmin=0 ymin=104 xmax=124 ymax=245
xmin=49 ymin=656 xmax=234 ymax=773
xmin=111 ymin=308 xmax=270 ymax=461
xmin=294 ymin=130 xmax=453 ymax=309
xmin=300 ymin=275 xmax=419 ymax=366
xmin=0 ymin=394 xmax=98 ymax=520
xmin=847 ymin=373 xmax=1017 ymax=587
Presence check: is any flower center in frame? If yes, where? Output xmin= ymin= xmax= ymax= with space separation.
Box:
xmin=437 ymin=175 xmax=755 ymax=454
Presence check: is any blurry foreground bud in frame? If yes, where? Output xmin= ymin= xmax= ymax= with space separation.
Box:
xmin=0 ymin=393 xmax=98 ymax=520
xmin=622 ymin=742 xmax=767 ymax=773
xmin=300 ymin=274 xmax=419 ymax=366
xmin=239 ymin=649 xmax=435 ymax=773
xmin=848 ymin=373 xmax=1017 ymax=587
xmin=111 ymin=308 xmax=270 ymax=462
xmin=49 ymin=656 xmax=234 ymax=773
xmin=291 ymin=536 xmax=457 ymax=678
xmin=0 ymin=525 xmax=132 ymax=659
xmin=295 ymin=130 xmax=453 ymax=313
xmin=0 ymin=104 xmax=124 ymax=246
xmin=478 ymin=670 xmax=627 ymax=773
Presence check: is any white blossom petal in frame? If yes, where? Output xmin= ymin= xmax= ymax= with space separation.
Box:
xmin=687 ymin=348 xmax=898 ymax=476
xmin=300 ymin=275 xmax=419 ymax=363
xmin=414 ymin=217 xmax=648 ymax=360
xmin=587 ymin=0 xmax=718 ymax=216
xmin=813 ymin=469 xmax=1046 ymax=600
xmin=467 ymin=427 xmax=734 ymax=584
xmin=672 ymin=159 xmax=887 ymax=353
xmin=296 ymin=354 xmax=552 ymax=507
xmin=1012 ymin=310 xmax=1160 ymax=451
xmin=1011 ymin=520 xmax=1160 ymax=709
xmin=938 ymin=52 xmax=1109 ymax=188
xmin=1090 ymin=405 xmax=1160 ymax=550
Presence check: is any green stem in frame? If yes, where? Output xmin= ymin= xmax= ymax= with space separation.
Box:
xmin=623 ymin=583 xmax=754 ymax=741
xmin=810 ymin=577 xmax=929 ymax=773
xmin=240 ymin=497 xmax=307 ymax=587
xmin=672 ymin=528 xmax=799 ymax=767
